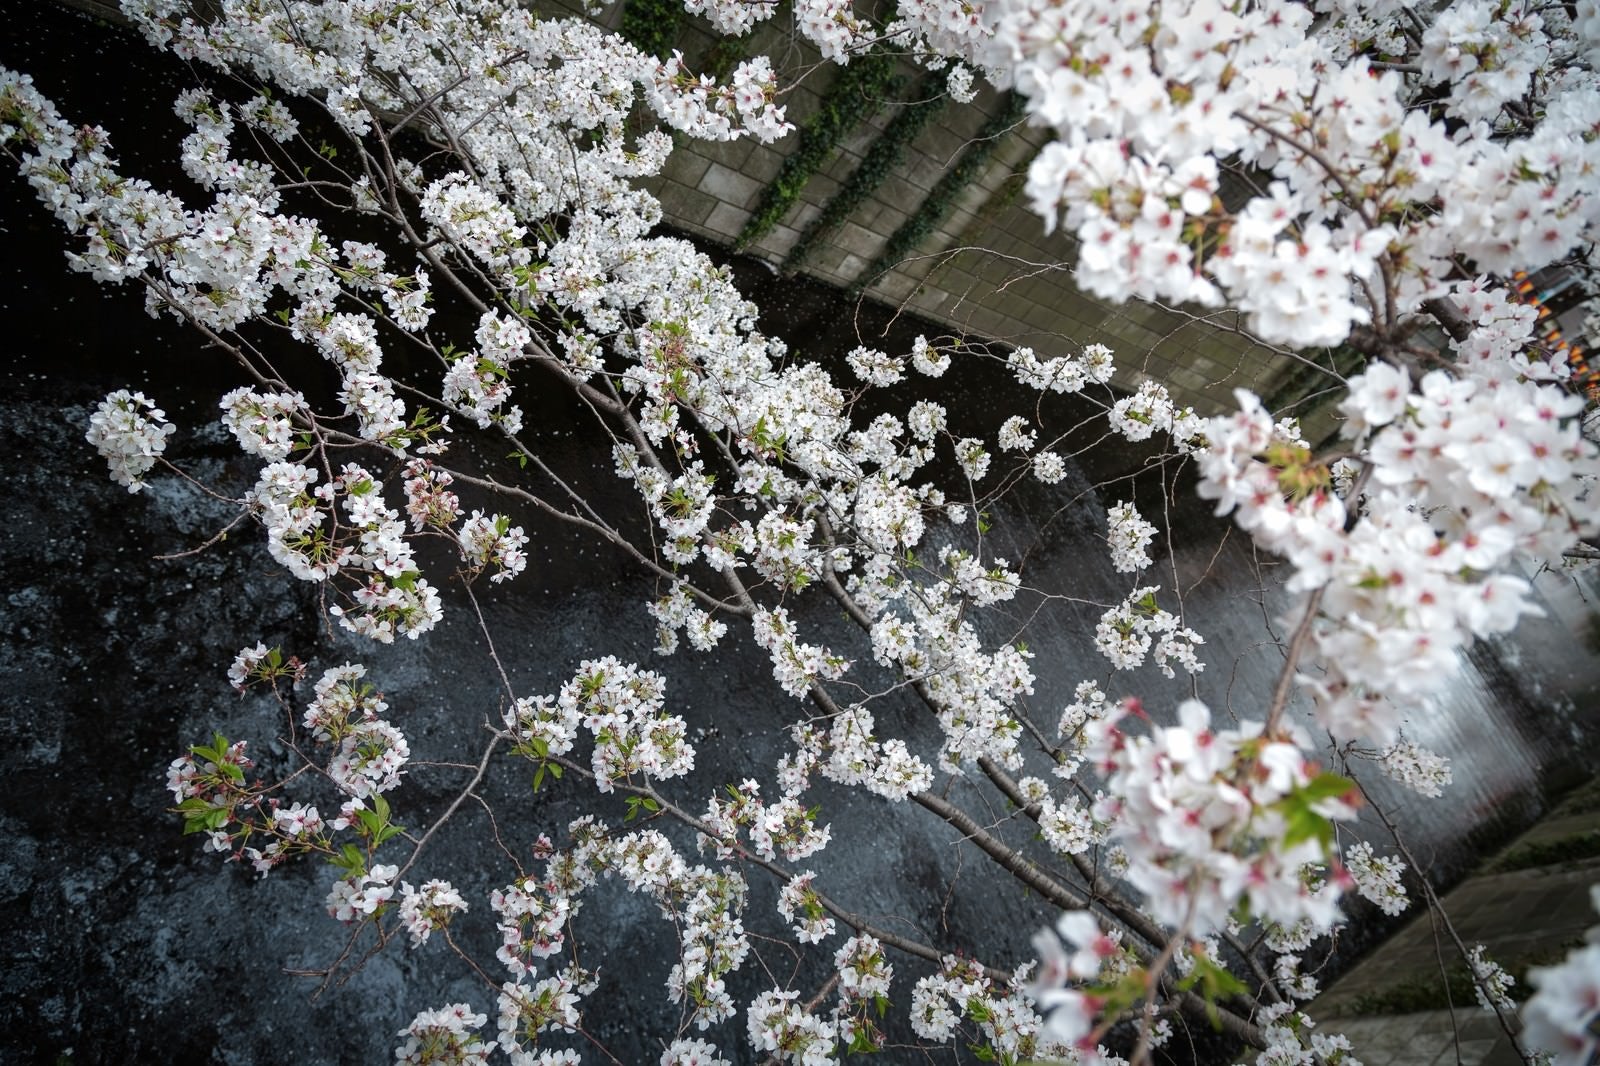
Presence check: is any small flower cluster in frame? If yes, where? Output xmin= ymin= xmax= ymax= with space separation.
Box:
xmin=1344 ymin=840 xmax=1409 ymax=917
xmin=86 ymin=390 xmax=176 ymax=492
xmin=402 ymin=459 xmax=462 ymax=533
xmin=775 ymin=870 xmax=835 ymax=944
xmin=1093 ymin=586 xmax=1205 ymax=678
xmin=752 ymin=608 xmax=850 ymax=699
xmin=489 ymin=876 xmax=572 ymax=977
xmin=746 ymin=989 xmax=838 ymax=1066
xmin=398 ymin=879 xmax=468 ymax=947
xmin=646 ymin=54 xmax=791 ymax=143
xmin=1467 ymin=944 xmax=1516 ymax=1013
xmin=457 ymin=510 xmax=530 ymax=584
xmin=306 ymin=664 xmax=410 ymax=798
xmin=788 ymin=707 xmax=934 ymax=803
xmin=832 ymin=935 xmax=892 ymax=1052
xmin=700 ymin=778 xmax=832 ymax=866
xmin=1105 ymin=502 xmax=1156 ymax=573
xmin=1086 ymin=699 xmax=1355 ymax=933
xmin=1199 ymin=348 xmax=1599 ymax=743
xmin=554 ymin=657 xmax=695 ymax=792
xmin=1006 ymin=343 xmax=1116 ymax=395
xmin=219 ymin=386 xmax=301 ymax=461
xmin=1379 ymin=739 xmax=1453 ymax=798
xmin=496 ymin=967 xmax=597 ymax=1062
xmin=326 ymin=862 xmax=398 ymax=922
xmin=395 ymin=1003 xmax=494 ymax=1066
xmin=226 ymin=641 xmax=303 ymax=691
xmin=911 ymin=955 xmax=1059 ymax=1063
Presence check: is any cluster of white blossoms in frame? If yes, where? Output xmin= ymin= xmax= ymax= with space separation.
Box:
xmin=442 ymin=311 xmax=531 ymax=433
xmin=528 ymin=820 xmax=751 ymax=1039
xmin=1195 ymin=301 xmax=1600 ymax=744
xmin=219 ymin=386 xmax=301 ymax=461
xmin=457 ymin=510 xmax=530 ymax=584
xmin=490 ymin=876 xmax=573 ymax=978
xmin=786 ymin=706 xmax=935 ymax=803
xmin=1343 ymin=840 xmax=1409 ymax=917
xmin=775 ymin=870 xmax=835 ymax=944
xmin=1085 ymin=699 xmax=1356 ymax=933
xmin=402 ymin=459 xmax=463 ymax=533
xmin=911 ymin=954 xmax=1068 ymax=1063
xmin=746 ymin=989 xmax=838 ymax=1066
xmin=1105 ymin=501 xmax=1156 ymax=574
xmin=1007 ymin=342 xmax=1116 ymax=395
xmin=496 ymin=966 xmax=597 ymax=1064
xmin=913 ymin=0 xmax=1600 ymax=347
xmin=395 ymin=1003 xmax=494 ymax=1066
xmin=326 ymin=862 xmax=398 ymax=922
xmin=1379 ymin=738 xmax=1454 ymax=799
xmin=647 ymin=53 xmax=792 ymax=142
xmin=1467 ymin=944 xmax=1516 ymax=1014
xmin=1093 ymin=585 xmax=1205 ymax=678
xmin=751 ymin=608 xmax=850 ymax=699
xmin=647 ymin=583 xmax=728 ymax=655
xmin=523 ymin=657 xmax=697 ymax=793
xmin=85 ymin=390 xmax=176 ymax=492
xmin=699 ymin=777 xmax=833 ymax=865
xmin=305 ymin=663 xmax=411 ymax=798
xmin=397 ymin=878 xmax=469 ymax=947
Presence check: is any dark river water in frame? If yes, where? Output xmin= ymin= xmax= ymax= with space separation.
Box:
xmin=2 ymin=4 xmax=1599 ymax=1064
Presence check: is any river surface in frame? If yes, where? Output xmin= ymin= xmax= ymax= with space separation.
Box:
xmin=3 ymin=4 xmax=1599 ymax=1064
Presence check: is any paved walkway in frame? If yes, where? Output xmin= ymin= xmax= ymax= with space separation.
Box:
xmin=1312 ymin=784 xmax=1600 ymax=1064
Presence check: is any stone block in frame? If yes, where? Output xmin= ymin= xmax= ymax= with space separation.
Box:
xmin=835 ymin=221 xmax=883 ymax=260
xmin=661 ymin=150 xmax=712 ymax=187
xmin=704 ymin=201 xmax=751 ymax=240
xmin=698 ymin=162 xmax=764 ymax=210
xmin=655 ymin=182 xmax=717 ymax=228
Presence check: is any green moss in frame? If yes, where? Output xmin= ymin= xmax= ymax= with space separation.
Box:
xmin=734 ymin=49 xmax=902 ymax=251
xmin=917 ymin=141 xmax=1041 ymax=291
xmin=619 ymin=0 xmax=685 ymax=60
xmin=782 ymin=71 xmax=948 ymax=274
xmin=1486 ymin=829 xmax=1600 ymax=873
xmin=1347 ymin=944 xmax=1574 ymax=1016
xmin=852 ymin=90 xmax=1027 ymax=293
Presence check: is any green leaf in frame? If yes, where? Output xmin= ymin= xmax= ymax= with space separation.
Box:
xmin=1298 ymin=771 xmax=1357 ymax=804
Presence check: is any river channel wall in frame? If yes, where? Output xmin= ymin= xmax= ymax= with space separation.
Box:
xmin=56 ymin=0 xmax=1323 ymax=430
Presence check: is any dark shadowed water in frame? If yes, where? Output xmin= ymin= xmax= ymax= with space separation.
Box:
xmin=3 ymin=5 xmax=1599 ymax=1064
